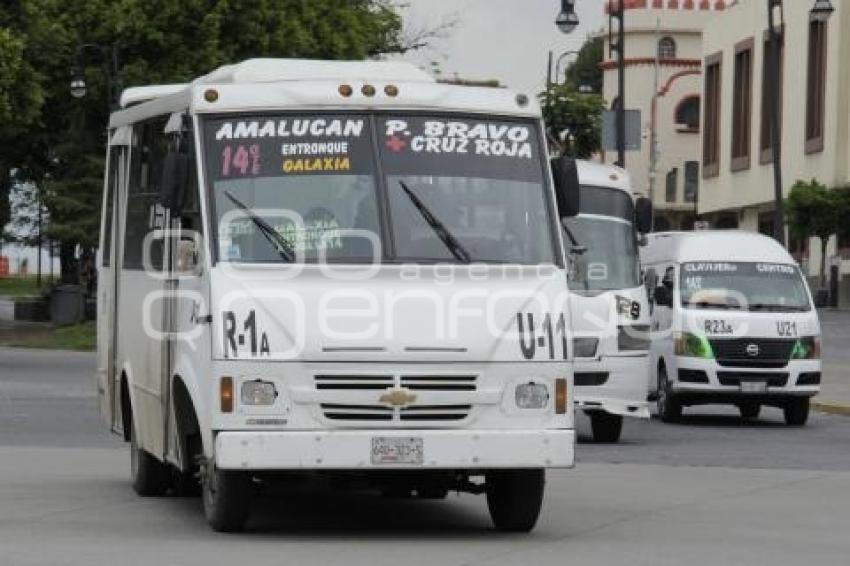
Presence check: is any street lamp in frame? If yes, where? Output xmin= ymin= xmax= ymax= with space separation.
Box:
xmin=69 ymin=44 xmax=122 ymax=112
xmin=810 ymin=0 xmax=835 ymax=22
xmin=555 ymin=49 xmax=580 ymax=84
xmin=555 ymin=0 xmax=579 ymax=34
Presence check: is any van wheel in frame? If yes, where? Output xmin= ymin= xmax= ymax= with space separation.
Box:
xmin=486 ymin=469 xmax=545 ymax=533
xmin=589 ymin=411 xmax=623 ymax=443
xmin=738 ymin=402 xmax=761 ymax=420
xmin=130 ymin=418 xmax=169 ymax=496
xmin=783 ymin=398 xmax=810 ymax=426
xmin=657 ymin=366 xmax=682 ymax=423
xmin=203 ymin=463 xmax=252 ymax=532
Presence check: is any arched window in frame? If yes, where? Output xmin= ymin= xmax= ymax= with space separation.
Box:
xmin=675 ymin=96 xmax=701 ymax=131
xmin=658 ymin=36 xmax=677 ymax=60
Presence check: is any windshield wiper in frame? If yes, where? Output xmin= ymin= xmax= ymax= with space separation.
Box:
xmin=223 ymin=191 xmax=295 ymax=263
xmin=687 ymin=301 xmax=742 ymax=310
xmin=397 ymin=181 xmax=471 ymax=263
xmin=749 ymin=303 xmax=807 ymax=312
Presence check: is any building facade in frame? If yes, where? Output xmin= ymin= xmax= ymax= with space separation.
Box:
xmin=699 ymin=0 xmax=850 ymax=303
xmin=600 ymin=0 xmax=729 ymax=230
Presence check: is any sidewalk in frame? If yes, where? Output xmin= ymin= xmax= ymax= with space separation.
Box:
xmin=814 ymin=309 xmax=850 ymax=414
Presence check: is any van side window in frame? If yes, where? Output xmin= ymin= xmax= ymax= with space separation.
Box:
xmin=102 ymin=146 xmax=120 ymax=267
xmin=123 ymin=119 xmax=169 ymax=270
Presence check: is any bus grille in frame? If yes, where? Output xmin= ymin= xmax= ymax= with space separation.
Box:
xmin=314 ymin=374 xmax=477 ymax=424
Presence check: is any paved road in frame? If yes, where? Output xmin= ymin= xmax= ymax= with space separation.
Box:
xmin=2 ymin=347 xmax=850 ymax=566
xmin=818 ymin=309 xmax=850 ymax=404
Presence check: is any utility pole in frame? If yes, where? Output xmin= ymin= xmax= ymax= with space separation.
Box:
xmin=609 ymin=1 xmax=626 ymax=167
xmin=767 ymin=0 xmax=785 ymax=246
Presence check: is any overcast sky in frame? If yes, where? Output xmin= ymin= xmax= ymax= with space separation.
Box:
xmin=392 ymin=0 xmax=606 ymax=95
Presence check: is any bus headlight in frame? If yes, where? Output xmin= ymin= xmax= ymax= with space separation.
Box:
xmin=515 ymin=382 xmax=549 ymax=409
xmin=241 ymin=380 xmax=278 ymax=406
xmin=674 ymin=332 xmax=714 ymax=359
xmin=791 ymin=336 xmax=820 ymax=360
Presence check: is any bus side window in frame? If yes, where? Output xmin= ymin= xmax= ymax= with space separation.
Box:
xmin=662 ymin=266 xmax=676 ymax=290
xmin=101 ymin=147 xmax=120 ymax=267
xmin=123 ymin=118 xmax=169 ymax=271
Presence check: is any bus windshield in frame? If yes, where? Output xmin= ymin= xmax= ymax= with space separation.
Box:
xmin=563 ymin=186 xmax=640 ymax=291
xmin=203 ymin=113 xmax=557 ymax=264
xmin=679 ymin=262 xmax=811 ymax=312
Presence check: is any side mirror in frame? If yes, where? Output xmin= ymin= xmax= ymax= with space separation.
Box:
xmin=635 ymin=197 xmax=654 ymax=235
xmin=654 ymin=285 xmax=672 ymax=307
xmin=159 ymin=152 xmax=190 ymax=215
xmin=550 ymin=157 xmax=580 ymax=220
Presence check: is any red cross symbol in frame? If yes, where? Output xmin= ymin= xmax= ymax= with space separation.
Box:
xmin=385 ymin=135 xmax=407 ymax=152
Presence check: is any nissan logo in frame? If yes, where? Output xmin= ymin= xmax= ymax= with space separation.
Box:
xmin=745 ymin=343 xmax=760 ymax=357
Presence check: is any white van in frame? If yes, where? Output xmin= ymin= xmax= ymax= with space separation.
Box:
xmin=563 ymin=162 xmax=653 ymax=442
xmin=96 ymin=59 xmax=581 ymax=533
xmin=642 ymin=231 xmax=821 ymax=425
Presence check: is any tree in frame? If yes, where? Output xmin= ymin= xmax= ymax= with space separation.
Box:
xmin=564 ymin=36 xmax=603 ymax=93
xmin=786 ymin=179 xmax=839 ymax=288
xmin=0 ymin=25 xmax=44 ymax=253
xmin=0 ymin=0 xmax=419 ymax=281
xmin=540 ymin=83 xmax=605 ymax=159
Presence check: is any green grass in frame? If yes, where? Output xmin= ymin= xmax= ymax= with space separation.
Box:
xmin=0 ymin=321 xmax=96 ymax=351
xmin=0 ymin=276 xmax=47 ymax=299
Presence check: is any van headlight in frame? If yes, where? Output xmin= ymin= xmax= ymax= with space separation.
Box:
xmin=241 ymin=380 xmax=278 ymax=406
xmin=618 ymin=325 xmax=650 ymax=351
xmin=674 ymin=332 xmax=714 ymax=359
xmin=791 ymin=336 xmax=820 ymax=360
xmin=515 ymin=382 xmax=550 ymax=409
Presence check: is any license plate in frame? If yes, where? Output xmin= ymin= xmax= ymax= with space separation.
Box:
xmin=371 ymin=437 xmax=423 ymax=465
xmin=740 ymin=381 xmax=767 ymax=393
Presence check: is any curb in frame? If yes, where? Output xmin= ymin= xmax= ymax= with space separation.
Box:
xmin=811 ymin=400 xmax=850 ymax=417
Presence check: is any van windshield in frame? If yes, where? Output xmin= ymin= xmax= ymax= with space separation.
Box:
xmin=203 ymin=113 xmax=557 ymax=264
xmin=679 ymin=262 xmax=811 ymax=312
xmin=563 ymin=186 xmax=640 ymax=291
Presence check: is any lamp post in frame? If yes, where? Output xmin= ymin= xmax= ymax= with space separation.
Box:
xmin=69 ymin=44 xmax=122 ymax=112
xmin=766 ymin=0 xmax=785 ymax=246
xmin=766 ymin=1 xmax=833 ymax=247
xmin=609 ymin=1 xmax=626 ymax=168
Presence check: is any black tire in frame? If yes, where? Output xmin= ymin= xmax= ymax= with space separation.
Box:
xmin=738 ymin=402 xmax=761 ymax=421
xmin=172 ymin=435 xmax=203 ymax=497
xmin=130 ymin=416 xmax=170 ymax=497
xmin=486 ymin=469 xmax=545 ymax=533
xmin=783 ymin=398 xmax=810 ymax=426
xmin=589 ymin=411 xmax=623 ymax=443
xmin=203 ymin=464 xmax=252 ymax=532
xmin=657 ymin=365 xmax=682 ymax=423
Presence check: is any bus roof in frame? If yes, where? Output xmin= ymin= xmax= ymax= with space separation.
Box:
xmin=642 ymin=230 xmax=796 ymax=265
xmin=109 ymin=58 xmax=540 ymax=128
xmin=576 ymin=161 xmax=633 ymax=195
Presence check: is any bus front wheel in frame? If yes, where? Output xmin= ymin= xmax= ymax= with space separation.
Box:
xmin=589 ymin=411 xmax=623 ymax=443
xmin=130 ymin=416 xmax=169 ymax=496
xmin=203 ymin=463 xmax=252 ymax=532
xmin=486 ymin=469 xmax=545 ymax=533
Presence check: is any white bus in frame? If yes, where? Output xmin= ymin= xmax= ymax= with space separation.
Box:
xmin=642 ymin=231 xmax=821 ymax=425
xmin=96 ymin=59 xmax=582 ymax=532
xmin=561 ymin=162 xmax=653 ymax=442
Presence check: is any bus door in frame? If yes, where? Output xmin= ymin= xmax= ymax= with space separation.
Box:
xmin=161 ymin=113 xmax=210 ymax=465
xmin=97 ymin=126 xmax=131 ymax=430
xmin=116 ymin=117 xmax=171 ymax=454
